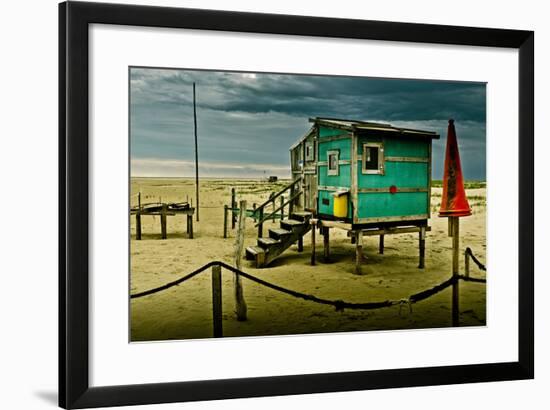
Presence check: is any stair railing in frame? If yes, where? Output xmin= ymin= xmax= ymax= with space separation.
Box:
xmin=253 ymin=177 xmax=303 ymax=237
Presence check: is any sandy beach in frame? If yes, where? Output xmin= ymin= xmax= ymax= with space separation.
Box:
xmin=130 ymin=178 xmax=486 ymax=341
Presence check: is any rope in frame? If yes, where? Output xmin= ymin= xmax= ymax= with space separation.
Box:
xmin=466 ymin=247 xmax=486 ymax=271
xmin=409 ymin=276 xmax=456 ymax=303
xmin=459 ymin=275 xmax=487 ymax=284
xmin=130 ymin=261 xmax=216 ymax=299
xmin=131 ymin=261 xmax=482 ymax=313
xmin=218 ymin=262 xmax=394 ymax=311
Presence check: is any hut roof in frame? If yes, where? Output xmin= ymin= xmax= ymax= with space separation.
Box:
xmin=310 ymin=117 xmax=440 ymax=139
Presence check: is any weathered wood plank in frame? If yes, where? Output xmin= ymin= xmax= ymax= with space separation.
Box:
xmin=233 ymin=200 xmax=248 ymax=321
xmin=451 ymin=217 xmax=460 ymax=326
xmin=419 ymin=226 xmax=426 ymax=269
xmin=211 ymin=265 xmax=223 ymax=338
xmin=160 ymin=204 xmax=167 ymax=239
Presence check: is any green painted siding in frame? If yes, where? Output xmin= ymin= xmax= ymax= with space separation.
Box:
xmin=357 ymin=162 xmax=429 ymax=188
xmin=314 ymin=128 xmax=431 ymax=221
xmin=318 ymin=138 xmax=351 ymax=160
xmin=319 ymin=126 xmax=349 ymax=138
xmin=357 ymin=192 xmax=428 ymax=219
xmin=358 ymin=135 xmax=428 ymax=157
xmin=318 ymin=164 xmax=351 ymax=187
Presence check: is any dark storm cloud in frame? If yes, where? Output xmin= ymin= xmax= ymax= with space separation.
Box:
xmin=130 ymin=68 xmax=486 ymax=179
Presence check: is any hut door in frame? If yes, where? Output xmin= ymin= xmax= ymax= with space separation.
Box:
xmin=304 ymin=173 xmax=317 ymax=211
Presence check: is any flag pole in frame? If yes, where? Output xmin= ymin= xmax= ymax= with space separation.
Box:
xmin=193 ymin=82 xmax=199 ymax=222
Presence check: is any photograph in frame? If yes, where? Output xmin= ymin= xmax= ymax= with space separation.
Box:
xmin=129 ymin=68 xmax=487 ymax=341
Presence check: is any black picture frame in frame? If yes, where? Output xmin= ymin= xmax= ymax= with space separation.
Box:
xmin=59 ymin=1 xmax=534 ymax=408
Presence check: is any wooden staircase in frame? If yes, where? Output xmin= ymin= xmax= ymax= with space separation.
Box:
xmin=245 ymin=211 xmax=313 ymax=268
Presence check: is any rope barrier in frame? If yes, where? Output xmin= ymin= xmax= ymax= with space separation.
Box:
xmin=466 ymin=247 xmax=486 ymax=271
xmin=130 ymin=261 xmax=483 ymax=312
xmin=459 ymin=275 xmax=487 ymax=284
xmin=130 ymin=261 xmax=216 ymax=299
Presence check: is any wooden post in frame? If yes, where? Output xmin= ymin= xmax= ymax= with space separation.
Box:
xmin=231 ymin=188 xmax=236 ymax=229
xmin=297 ymin=236 xmax=303 ymax=252
xmin=418 ymin=226 xmax=426 ymax=269
xmin=270 ymin=193 xmax=276 ymax=223
xmin=465 ymin=248 xmax=470 ymax=278
xmin=161 ymin=204 xmax=167 ymax=240
xmin=193 ymin=82 xmax=200 ymax=222
xmin=223 ymin=205 xmax=228 ymax=238
xmin=451 ymin=216 xmax=460 ymax=326
xmin=355 ymin=231 xmax=363 ymax=275
xmin=233 ymin=200 xmax=248 ymax=321
xmin=323 ymin=226 xmax=330 ymax=262
xmin=289 ymin=183 xmax=295 ymax=215
xmin=211 ymin=265 xmax=223 ymax=338
xmin=135 ymin=211 xmax=142 ymax=240
xmin=280 ymin=195 xmax=284 ymax=220
xmin=257 ymin=207 xmax=264 ymax=238
xmin=310 ymin=219 xmax=317 ymax=265
xmin=136 ymin=192 xmax=142 ymax=241
xmin=188 ymin=214 xmax=194 ymax=239
xmin=252 ymin=203 xmax=257 ymax=223
xmin=379 ymin=234 xmax=384 ymax=254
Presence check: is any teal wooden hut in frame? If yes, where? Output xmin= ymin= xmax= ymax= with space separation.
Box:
xmin=246 ymin=117 xmax=439 ymax=271
xmin=291 ymin=117 xmax=439 ymax=226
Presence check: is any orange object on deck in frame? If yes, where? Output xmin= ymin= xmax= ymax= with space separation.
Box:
xmin=439 ymin=119 xmax=471 ymax=218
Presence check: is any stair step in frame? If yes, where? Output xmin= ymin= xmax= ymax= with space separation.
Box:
xmin=257 ymin=237 xmax=280 ymax=249
xmin=269 ymin=228 xmax=292 ymax=240
xmin=291 ymin=211 xmax=313 ymax=222
xmin=281 ymin=219 xmax=305 ymax=230
xmin=245 ymin=245 xmax=265 ymax=260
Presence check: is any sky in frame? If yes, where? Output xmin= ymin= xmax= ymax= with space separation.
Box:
xmin=130 ymin=68 xmax=486 ymax=180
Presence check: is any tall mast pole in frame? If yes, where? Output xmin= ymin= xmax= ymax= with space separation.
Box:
xmin=193 ymin=82 xmax=199 ymax=222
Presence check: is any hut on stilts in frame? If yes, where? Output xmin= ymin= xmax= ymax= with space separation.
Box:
xmin=245 ymin=117 xmax=440 ymax=274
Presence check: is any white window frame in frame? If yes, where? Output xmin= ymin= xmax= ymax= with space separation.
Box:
xmin=327 ymin=150 xmax=340 ymax=176
xmin=361 ymin=142 xmax=385 ymax=175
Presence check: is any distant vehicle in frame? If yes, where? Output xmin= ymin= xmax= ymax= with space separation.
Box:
xmin=268 ymin=176 xmax=278 ymax=182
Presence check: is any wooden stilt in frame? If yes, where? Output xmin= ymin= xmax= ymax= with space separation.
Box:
xmin=188 ymin=214 xmax=193 ymax=239
xmin=271 ymin=193 xmax=276 ymax=223
xmin=257 ymin=207 xmax=264 ymax=238
xmin=231 ymin=188 xmax=236 ymax=229
xmin=223 ymin=205 xmax=228 ymax=238
xmin=211 ymin=265 xmax=223 ymax=338
xmin=233 ymin=200 xmax=248 ymax=321
xmin=379 ymin=234 xmax=384 ymax=254
xmin=160 ymin=204 xmax=167 ymax=239
xmin=310 ymin=219 xmax=317 ymax=265
xmin=136 ymin=192 xmax=142 ymax=240
xmin=136 ymin=212 xmax=141 ymax=241
xmin=323 ymin=227 xmax=330 ymax=262
xmin=280 ymin=196 xmax=284 ymax=220
xmin=465 ymin=248 xmax=470 ymax=278
xmin=419 ymin=226 xmax=426 ymax=269
xmin=355 ymin=231 xmax=363 ymax=275
xmin=451 ymin=217 xmax=460 ymax=326
xmin=289 ymin=184 xmax=295 ymax=215
xmin=297 ymin=237 xmax=303 ymax=252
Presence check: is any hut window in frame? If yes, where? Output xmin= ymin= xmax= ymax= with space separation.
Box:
xmin=362 ymin=142 xmax=384 ymax=174
xmin=327 ymin=150 xmax=339 ymax=176
xmin=305 ymin=142 xmax=315 ymax=161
